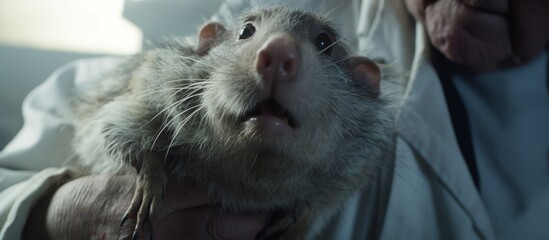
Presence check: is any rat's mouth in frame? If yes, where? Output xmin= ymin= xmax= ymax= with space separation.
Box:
xmin=242 ymin=98 xmax=297 ymax=129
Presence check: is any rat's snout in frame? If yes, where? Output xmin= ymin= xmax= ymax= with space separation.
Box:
xmin=256 ymin=33 xmax=301 ymax=84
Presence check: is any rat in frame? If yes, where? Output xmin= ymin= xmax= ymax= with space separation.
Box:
xmin=68 ymin=6 xmax=395 ymax=240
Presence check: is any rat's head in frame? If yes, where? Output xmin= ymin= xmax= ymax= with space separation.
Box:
xmin=168 ymin=7 xmax=392 ymax=203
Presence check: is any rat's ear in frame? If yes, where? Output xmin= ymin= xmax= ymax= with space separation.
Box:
xmin=197 ymin=22 xmax=226 ymax=55
xmin=348 ymin=56 xmax=381 ymax=98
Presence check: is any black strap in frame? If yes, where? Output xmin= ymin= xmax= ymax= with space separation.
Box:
xmin=432 ymin=50 xmax=481 ymax=188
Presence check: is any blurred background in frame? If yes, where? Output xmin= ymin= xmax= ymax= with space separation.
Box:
xmin=0 ymin=0 xmax=223 ymax=149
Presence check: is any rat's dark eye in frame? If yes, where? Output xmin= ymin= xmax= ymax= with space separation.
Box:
xmin=314 ymin=32 xmax=334 ymax=55
xmin=239 ymin=23 xmax=256 ymax=40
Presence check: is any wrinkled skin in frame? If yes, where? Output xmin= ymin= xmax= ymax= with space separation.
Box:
xmin=405 ymin=0 xmax=549 ymax=71
xmin=23 ymin=175 xmax=267 ymax=240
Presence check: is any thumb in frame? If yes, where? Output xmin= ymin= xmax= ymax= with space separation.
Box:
xmin=157 ymin=178 xmax=209 ymax=219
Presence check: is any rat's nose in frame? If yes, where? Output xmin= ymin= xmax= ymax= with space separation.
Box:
xmin=256 ymin=34 xmax=300 ymax=83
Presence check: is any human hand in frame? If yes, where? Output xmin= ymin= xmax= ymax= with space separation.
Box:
xmin=23 ymin=175 xmax=267 ymax=240
xmin=405 ymin=0 xmax=549 ymax=71
xmin=152 ymin=178 xmax=268 ymax=239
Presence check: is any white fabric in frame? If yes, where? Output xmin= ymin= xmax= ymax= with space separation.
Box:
xmin=2 ymin=0 xmax=543 ymax=239
xmin=453 ymin=50 xmax=549 ymax=239
xmin=0 ymin=57 xmax=124 ymax=238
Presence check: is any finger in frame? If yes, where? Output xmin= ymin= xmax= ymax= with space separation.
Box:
xmin=158 ymin=179 xmax=209 ymax=218
xmin=424 ymin=0 xmax=511 ymax=66
xmin=154 ymin=207 xmax=268 ymax=240
xmin=206 ymin=211 xmax=269 ymax=240
xmin=509 ymin=0 xmax=549 ymax=64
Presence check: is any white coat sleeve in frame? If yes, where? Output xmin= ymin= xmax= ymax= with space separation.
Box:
xmin=0 ymin=57 xmax=124 ymax=239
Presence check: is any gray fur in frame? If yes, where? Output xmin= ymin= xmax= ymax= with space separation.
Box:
xmin=69 ymin=7 xmax=395 ymax=239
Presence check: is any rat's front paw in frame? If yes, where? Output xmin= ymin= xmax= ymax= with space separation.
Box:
xmin=120 ymin=160 xmax=167 ymax=240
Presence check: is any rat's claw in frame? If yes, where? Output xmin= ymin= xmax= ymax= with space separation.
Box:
xmin=131 ymin=192 xmax=152 ymax=240
xmin=121 ymin=185 xmax=143 ymax=227
xmin=120 ymin=157 xmax=167 ymax=240
xmin=148 ymin=192 xmax=162 ymax=231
